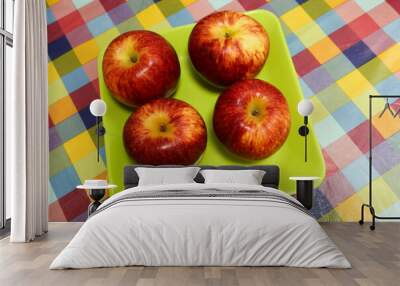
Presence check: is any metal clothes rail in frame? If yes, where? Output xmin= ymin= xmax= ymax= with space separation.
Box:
xmin=360 ymin=95 xmax=400 ymax=230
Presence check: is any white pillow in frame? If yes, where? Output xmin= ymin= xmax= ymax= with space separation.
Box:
xmin=200 ymin=169 xmax=266 ymax=185
xmin=135 ymin=167 xmax=200 ymax=186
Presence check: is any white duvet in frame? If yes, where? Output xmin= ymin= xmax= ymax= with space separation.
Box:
xmin=50 ymin=183 xmax=350 ymax=269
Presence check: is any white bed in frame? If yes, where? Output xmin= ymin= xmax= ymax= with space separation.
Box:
xmin=50 ymin=183 xmax=350 ymax=269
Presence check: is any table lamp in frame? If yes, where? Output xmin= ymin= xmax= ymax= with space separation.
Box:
xmin=297 ymin=99 xmax=314 ymax=162
xmin=90 ymin=99 xmax=107 ymax=162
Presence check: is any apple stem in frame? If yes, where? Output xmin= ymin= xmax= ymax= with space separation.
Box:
xmin=130 ymin=54 xmax=138 ymax=63
xmin=159 ymin=124 xmax=167 ymax=132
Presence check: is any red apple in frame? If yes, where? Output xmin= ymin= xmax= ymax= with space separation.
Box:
xmin=124 ymin=98 xmax=207 ymax=165
xmin=213 ymin=79 xmax=290 ymax=160
xmin=103 ymin=31 xmax=180 ymax=107
xmin=188 ymin=11 xmax=269 ymax=87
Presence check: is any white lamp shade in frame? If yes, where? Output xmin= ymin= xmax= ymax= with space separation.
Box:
xmin=90 ymin=99 xmax=107 ymax=117
xmin=297 ymin=99 xmax=314 ymax=116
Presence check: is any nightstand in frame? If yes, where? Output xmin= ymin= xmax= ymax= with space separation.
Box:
xmin=77 ymin=180 xmax=117 ymax=216
xmin=289 ymin=177 xmax=320 ymax=210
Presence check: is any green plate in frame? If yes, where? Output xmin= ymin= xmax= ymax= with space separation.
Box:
xmin=98 ymin=10 xmax=325 ymax=195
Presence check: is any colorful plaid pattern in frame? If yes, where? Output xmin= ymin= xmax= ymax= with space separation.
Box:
xmin=46 ymin=0 xmax=400 ymax=222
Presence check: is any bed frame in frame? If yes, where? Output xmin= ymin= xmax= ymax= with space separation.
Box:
xmin=124 ymin=165 xmax=280 ymax=189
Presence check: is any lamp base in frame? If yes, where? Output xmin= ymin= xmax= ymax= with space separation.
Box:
xmin=97 ymin=126 xmax=106 ymax=136
xmin=298 ymin=125 xmax=309 ymax=136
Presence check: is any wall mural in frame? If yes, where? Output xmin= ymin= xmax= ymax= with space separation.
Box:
xmin=47 ymin=0 xmax=400 ymax=222
xmin=99 ymin=8 xmax=323 ymax=194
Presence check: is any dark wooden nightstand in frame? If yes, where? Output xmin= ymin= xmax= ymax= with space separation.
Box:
xmin=289 ymin=177 xmax=320 ymax=210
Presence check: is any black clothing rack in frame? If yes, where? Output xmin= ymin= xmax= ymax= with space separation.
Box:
xmin=359 ymin=95 xmax=400 ymax=230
